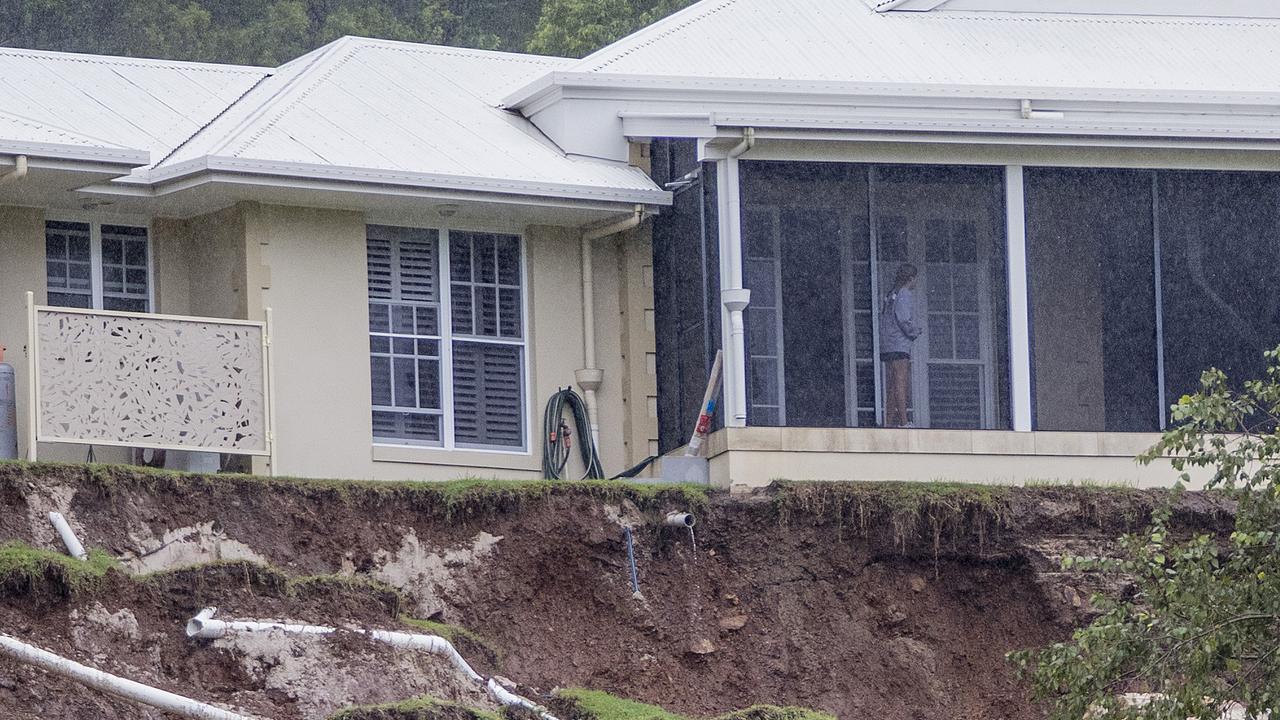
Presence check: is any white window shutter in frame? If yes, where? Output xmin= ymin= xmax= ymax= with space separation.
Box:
xmin=452 ymin=342 xmax=524 ymax=448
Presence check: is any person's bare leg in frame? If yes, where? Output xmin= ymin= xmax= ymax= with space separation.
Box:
xmin=892 ymin=359 xmax=909 ymax=427
xmin=882 ymin=361 xmax=895 ymax=426
xmin=890 ymin=356 xmax=911 ymax=422
xmin=896 ymin=359 xmax=911 ymax=426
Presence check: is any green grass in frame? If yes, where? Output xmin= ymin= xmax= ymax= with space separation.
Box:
xmin=399 ymin=617 xmax=490 ymax=649
xmin=0 ymin=541 xmax=120 ymax=595
xmin=328 ymin=696 xmax=503 ymax=720
xmin=0 ymin=460 xmax=711 ymax=521
xmin=554 ymin=689 xmax=835 ymax=720
xmin=558 ymin=689 xmax=685 ymax=720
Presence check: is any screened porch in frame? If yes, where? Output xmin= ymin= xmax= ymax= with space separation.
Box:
xmin=651 ymin=139 xmax=1280 ymax=454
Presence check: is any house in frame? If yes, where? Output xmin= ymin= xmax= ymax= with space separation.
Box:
xmin=3 ymin=0 xmax=1279 ymax=488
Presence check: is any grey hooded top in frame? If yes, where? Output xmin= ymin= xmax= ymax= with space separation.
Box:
xmin=879 ymin=287 xmax=923 ymax=355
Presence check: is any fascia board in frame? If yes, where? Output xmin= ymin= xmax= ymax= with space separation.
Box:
xmin=0 ymin=139 xmax=149 ymax=168
xmin=700 ymin=127 xmax=1280 ymax=157
xmin=510 ymin=71 xmax=1280 ymax=108
xmin=707 ymin=108 xmax=1280 ymax=141
xmin=619 ymin=111 xmax=718 ymax=141
xmin=127 ymin=155 xmax=672 ymax=207
xmin=502 ymin=70 xmax=571 ymax=112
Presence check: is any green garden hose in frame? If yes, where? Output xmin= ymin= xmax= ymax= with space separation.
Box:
xmin=542 ymin=388 xmax=605 ymax=479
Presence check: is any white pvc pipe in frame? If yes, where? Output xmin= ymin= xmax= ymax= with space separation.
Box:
xmin=664 ymin=512 xmax=696 ymax=528
xmin=0 ymin=155 xmax=28 ymax=185
xmin=48 ymin=511 xmax=88 ymax=561
xmin=0 ymin=633 xmax=258 ymax=720
xmin=186 ymin=609 xmax=556 ymax=718
xmin=578 ymin=205 xmax=645 ymax=451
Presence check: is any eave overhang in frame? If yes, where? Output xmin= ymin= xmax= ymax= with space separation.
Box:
xmin=509 ymin=72 xmax=1280 ymax=150
xmin=83 ymin=155 xmax=671 ymax=212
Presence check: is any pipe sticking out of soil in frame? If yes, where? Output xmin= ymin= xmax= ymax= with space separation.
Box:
xmin=0 ymin=633 xmax=259 ymax=720
xmin=48 ymin=511 xmax=87 ymax=561
xmin=664 ymin=512 xmax=696 ymax=528
xmin=186 ymin=608 xmax=558 ymax=719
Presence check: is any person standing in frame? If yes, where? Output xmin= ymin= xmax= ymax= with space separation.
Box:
xmin=880 ymin=264 xmax=922 ymax=428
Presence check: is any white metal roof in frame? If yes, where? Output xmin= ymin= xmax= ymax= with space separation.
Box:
xmin=0 ymin=47 xmax=268 ymax=164
xmin=142 ymin=37 xmax=663 ymax=205
xmin=0 ymin=40 xmax=666 ymax=209
xmin=543 ymin=0 xmax=1280 ymax=98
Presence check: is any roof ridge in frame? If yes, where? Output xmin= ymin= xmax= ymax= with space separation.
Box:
xmin=156 ymin=37 xmax=360 ymax=167
xmin=0 ymin=46 xmax=267 ymax=73
xmin=341 ymin=36 xmax=572 ymax=66
xmin=219 ymin=38 xmax=364 ymax=158
xmin=576 ymin=0 xmax=740 ymax=72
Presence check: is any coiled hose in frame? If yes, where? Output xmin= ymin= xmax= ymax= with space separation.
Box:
xmin=542 ymin=388 xmax=605 ymax=479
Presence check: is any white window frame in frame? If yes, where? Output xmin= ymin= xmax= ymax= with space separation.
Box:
xmin=368 ymin=223 xmax=531 ymax=455
xmin=45 ymin=214 xmax=155 ymax=313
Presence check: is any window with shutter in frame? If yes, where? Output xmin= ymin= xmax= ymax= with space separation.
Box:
xmin=368 ymin=225 xmax=444 ymax=446
xmin=45 ymin=220 xmax=151 ymax=312
xmin=448 ymin=231 xmax=525 ymax=448
xmin=368 ymin=225 xmax=526 ymax=451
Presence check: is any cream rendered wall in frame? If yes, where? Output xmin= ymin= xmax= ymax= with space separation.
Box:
xmin=242 ymin=206 xmax=596 ymax=481
xmin=0 ymin=206 xmax=45 ymax=461
xmin=702 ymin=427 xmax=1206 ymax=490
xmin=592 ymin=235 xmax=628 ymax=475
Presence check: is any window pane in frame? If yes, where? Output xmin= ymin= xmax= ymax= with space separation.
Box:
xmin=102 ymin=297 xmax=147 ymax=313
xmin=414 ymin=306 xmax=438 ymax=336
xmin=69 ymin=263 xmax=91 ymax=289
xmin=498 ymin=288 xmax=522 ymax=338
xmin=372 ymin=411 xmax=440 ymax=445
xmin=47 ymin=261 xmax=67 ymax=287
xmin=392 ymin=357 xmax=416 ymax=408
xmin=102 ymin=237 xmax=123 ymax=265
xmin=451 ymin=285 xmax=474 ymax=335
xmin=103 ymin=266 xmax=124 ymax=293
xmin=391 ymin=305 xmax=414 ymax=334
xmin=1026 ymin=168 xmax=1159 ymax=432
xmin=370 ymin=357 xmax=393 ymax=405
xmin=476 ymin=286 xmax=498 ymax=336
xmin=125 ymin=239 xmax=147 ymax=266
xmin=496 ymin=236 xmax=521 ymax=285
xmin=47 ymin=291 xmax=92 ymax=309
xmin=474 ymin=234 xmax=497 ymax=284
xmin=369 ymin=304 xmax=390 ymax=333
xmin=125 ymin=268 xmax=147 ymax=293
xmin=417 ymin=359 xmax=441 ymax=409
xmin=452 ymin=342 xmax=524 ymax=448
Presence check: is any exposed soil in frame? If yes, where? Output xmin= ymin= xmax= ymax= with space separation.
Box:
xmin=0 ymin=463 xmax=1234 ymax=719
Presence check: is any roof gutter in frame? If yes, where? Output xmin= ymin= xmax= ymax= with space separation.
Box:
xmin=0 ymin=155 xmax=28 ymax=185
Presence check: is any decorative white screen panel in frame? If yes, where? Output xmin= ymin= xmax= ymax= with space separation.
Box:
xmin=35 ymin=309 xmax=269 ymax=455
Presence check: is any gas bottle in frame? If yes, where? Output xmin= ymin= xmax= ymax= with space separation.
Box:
xmin=0 ymin=345 xmax=17 ymax=460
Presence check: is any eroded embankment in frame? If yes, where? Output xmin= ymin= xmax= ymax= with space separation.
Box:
xmin=0 ymin=462 xmax=1233 ymax=719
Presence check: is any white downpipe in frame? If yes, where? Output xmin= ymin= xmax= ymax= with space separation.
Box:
xmin=48 ymin=511 xmax=87 ymax=561
xmin=0 ymin=155 xmax=28 ymax=185
xmin=577 ymin=205 xmax=645 ymax=452
xmin=186 ymin=609 xmax=558 ymax=720
xmin=721 ymin=129 xmax=755 ymax=427
xmin=0 ymin=633 xmax=258 ymax=720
